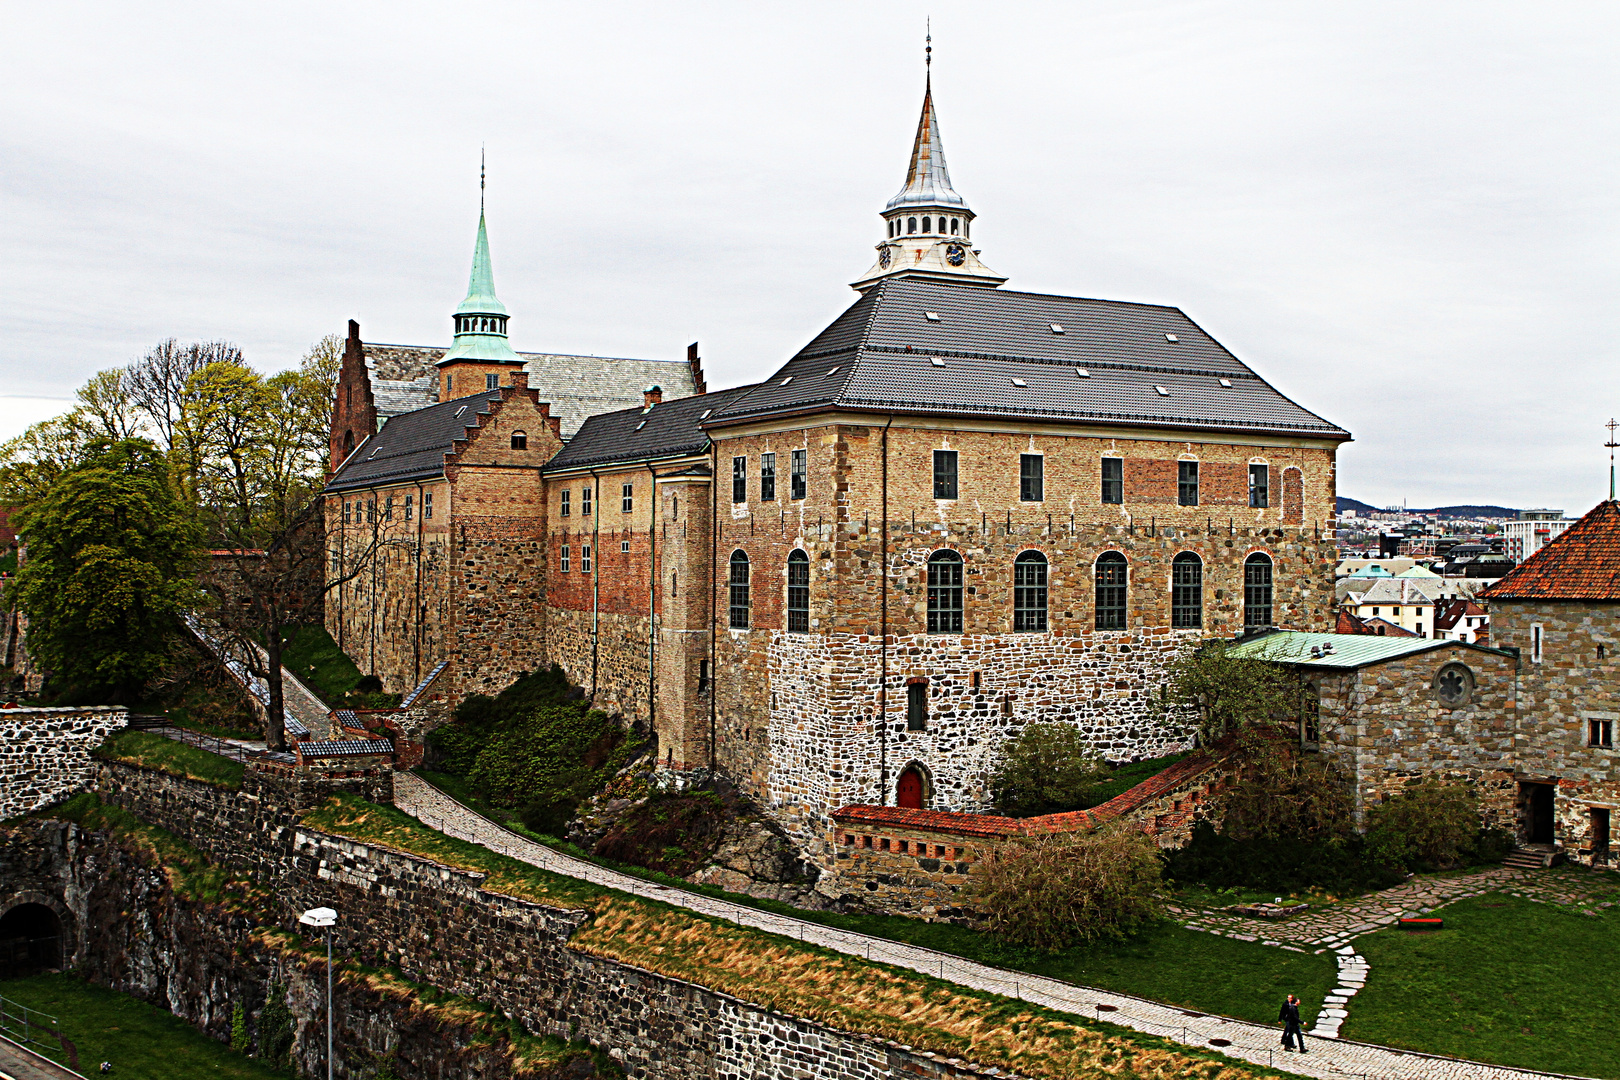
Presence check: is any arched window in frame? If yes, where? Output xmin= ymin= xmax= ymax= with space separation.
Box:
xmin=888 ymin=220 xmax=896 ymax=237
xmin=728 ymin=550 xmax=750 ymax=629
xmin=1244 ymin=553 xmax=1273 ymax=629
xmin=950 ymin=218 xmax=959 ymax=234
xmin=1171 ymin=553 xmax=1203 ymax=629
xmin=908 ymin=216 xmax=918 ymax=234
xmin=922 ymin=216 xmax=931 ymax=232
xmin=342 ymin=430 xmax=355 ymax=458
xmin=510 ymin=430 xmax=527 ymax=450
xmin=787 ymin=550 xmax=810 ymax=632
xmin=1095 ymin=552 xmax=1128 ymax=630
xmin=964 ymin=219 xmax=970 ymax=238
xmin=927 ymin=550 xmax=964 ymax=633
xmin=1013 ymin=551 xmax=1048 ymax=632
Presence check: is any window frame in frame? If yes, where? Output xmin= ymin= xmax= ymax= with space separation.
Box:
xmin=1589 ymin=719 xmax=1614 ymax=748
xmin=1178 ymin=460 xmax=1199 ymax=507
xmin=760 ymin=452 xmax=777 ymax=502
xmin=485 ymin=373 xmax=499 ymax=391
xmin=560 ymin=489 xmax=571 ymax=517
xmin=732 ymin=456 xmax=747 ymax=504
xmin=1171 ymin=552 xmax=1203 ymax=629
xmin=786 ymin=550 xmax=810 ymax=633
xmin=511 ymin=430 xmax=527 ymax=450
xmin=424 ymin=491 xmax=433 ymax=519
xmin=728 ymin=549 xmax=751 ymax=629
xmin=560 ymin=544 xmax=570 ymax=573
xmin=1249 ymin=463 xmax=1269 ymax=508
xmin=790 ymin=448 xmax=807 ymax=500
xmin=621 ymin=482 xmax=633 ymax=513
xmin=1095 ymin=551 xmax=1128 ymax=630
xmin=404 ymin=495 xmax=413 ymax=521
xmin=1019 ymin=454 xmax=1044 ymax=503
xmin=581 ymin=543 xmax=592 ymax=573
xmin=933 ymin=450 xmax=959 ymax=500
xmin=907 ymin=682 xmax=928 ymax=731
xmin=1244 ymin=552 xmax=1274 ymax=629
xmin=1101 ymin=457 xmax=1123 ymax=504
xmin=926 ymin=549 xmax=964 ymax=634
xmin=1013 ymin=550 xmax=1048 ymax=632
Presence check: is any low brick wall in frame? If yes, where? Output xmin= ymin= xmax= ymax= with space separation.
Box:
xmin=826 ymin=752 xmax=1229 ymax=919
xmin=0 ymin=706 xmax=128 ymax=818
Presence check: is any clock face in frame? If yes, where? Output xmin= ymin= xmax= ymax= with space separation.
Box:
xmin=878 ymin=246 xmax=892 ymax=269
xmin=945 ymin=243 xmax=966 ymax=267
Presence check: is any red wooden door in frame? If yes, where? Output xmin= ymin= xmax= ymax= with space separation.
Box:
xmin=897 ymin=767 xmax=924 ymax=809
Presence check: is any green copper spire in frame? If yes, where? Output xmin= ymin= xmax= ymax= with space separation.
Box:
xmin=442 ymin=157 xmax=522 ymax=365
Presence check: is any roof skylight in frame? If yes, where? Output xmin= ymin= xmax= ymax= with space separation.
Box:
xmin=699 ymin=409 xmax=712 ymax=420
xmin=1050 ymin=324 xmax=1065 ymax=334
xmin=925 ymin=311 xmax=941 ymax=322
xmin=634 ymin=421 xmax=646 ymax=431
xmin=1155 ymin=385 xmax=1170 ymax=396
xmin=1219 ymin=378 xmax=1233 ymax=388
xmin=1164 ymin=333 xmax=1179 ymax=342
xmin=1076 ymin=368 xmax=1091 ymax=378
xmin=825 ymin=367 xmax=840 ymax=376
xmin=781 ymin=375 xmax=793 ymax=385
xmin=1011 ymin=378 xmax=1028 ymax=387
xmin=930 ymin=357 xmax=946 ymax=368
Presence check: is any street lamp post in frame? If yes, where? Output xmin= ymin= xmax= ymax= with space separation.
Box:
xmin=299 ymin=906 xmax=338 ymax=1080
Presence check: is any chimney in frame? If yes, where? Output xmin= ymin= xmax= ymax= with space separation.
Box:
xmin=511 ymin=369 xmax=529 ymax=390
xmin=643 ymin=384 xmax=663 ymax=409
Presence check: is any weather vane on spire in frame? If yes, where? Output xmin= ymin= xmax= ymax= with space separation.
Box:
xmin=1606 ymin=418 xmax=1618 ymax=501
xmin=480 ymin=146 xmax=486 ymax=214
xmin=926 ymin=18 xmax=932 ymax=70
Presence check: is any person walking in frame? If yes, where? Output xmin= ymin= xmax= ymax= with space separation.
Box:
xmin=1278 ymin=994 xmax=1306 ymax=1052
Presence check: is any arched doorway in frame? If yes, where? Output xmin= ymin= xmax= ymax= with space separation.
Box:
xmin=896 ymin=765 xmax=926 ymax=810
xmin=0 ymin=903 xmax=63 ymax=978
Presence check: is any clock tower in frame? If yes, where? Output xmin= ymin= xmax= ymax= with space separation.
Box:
xmin=852 ymin=40 xmax=1005 ymax=292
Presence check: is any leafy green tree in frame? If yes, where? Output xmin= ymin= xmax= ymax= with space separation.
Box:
xmin=1163 ymin=640 xmax=1307 ymax=747
xmin=970 ymin=826 xmax=1163 ymax=949
xmin=988 ymin=722 xmax=1109 ymax=817
xmin=0 ymin=412 xmax=99 ymax=507
xmin=1365 ymin=780 xmax=1486 ymax=870
xmin=10 ymin=439 xmax=202 ymax=699
xmin=1218 ymin=731 xmax=1356 ymax=842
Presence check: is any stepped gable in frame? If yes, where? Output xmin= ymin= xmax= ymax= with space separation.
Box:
xmin=546 ymin=383 xmax=760 ymax=471
xmin=326 ymin=390 xmax=503 ymax=493
xmin=1482 ymin=500 xmax=1620 ymax=600
xmin=707 ymin=278 xmax=1348 ymax=438
xmin=360 ymin=342 xmax=700 ymax=437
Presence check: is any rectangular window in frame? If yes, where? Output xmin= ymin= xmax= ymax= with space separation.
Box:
xmin=760 ymin=452 xmax=776 ymax=501
xmin=1178 ymin=461 xmax=1199 ymax=506
xmin=330 ymin=551 xmax=341 ymax=574
xmin=621 ymin=538 xmax=630 ymax=553
xmin=732 ymin=456 xmax=747 ymax=503
xmin=560 ymin=545 xmax=570 ymax=573
xmin=1591 ymin=719 xmax=1614 ymax=747
xmin=1532 ymin=623 xmax=1543 ymax=664
xmin=621 ymin=482 xmax=633 ymax=513
xmin=581 ymin=544 xmax=592 ymax=573
xmin=424 ymin=491 xmax=433 ymax=519
xmin=366 ymin=498 xmax=376 ymax=523
xmin=581 ymin=487 xmax=592 ymax=516
xmin=1249 ymin=463 xmax=1269 ymax=508
xmin=561 ymin=489 xmax=571 ymax=517
xmin=404 ymin=495 xmax=413 ymax=521
xmin=342 ymin=501 xmax=351 ymax=525
xmin=1101 ymin=457 xmax=1123 ymax=504
xmin=787 ymin=554 xmax=810 ymax=633
xmin=485 ymin=373 xmax=499 ymax=390
xmin=907 ymin=682 xmax=928 ymax=732
xmin=385 ymin=496 xmax=394 ymax=521
xmin=791 ymin=448 xmax=807 ymax=500
xmin=933 ymin=449 xmax=958 ymax=499
xmin=1020 ymin=454 xmax=1044 ymax=502
xmin=698 ymin=658 xmax=710 ymax=693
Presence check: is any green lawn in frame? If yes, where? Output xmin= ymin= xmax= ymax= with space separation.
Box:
xmin=405 ymin=772 xmax=1334 ymax=1026
xmin=1346 ymin=891 xmax=1620 ymax=1078
xmin=0 ymin=974 xmax=291 ymax=1080
xmin=95 ymin=730 xmax=244 ymax=789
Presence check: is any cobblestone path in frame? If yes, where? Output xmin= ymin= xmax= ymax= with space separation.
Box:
xmin=392 ymin=773 xmax=1592 ymax=1080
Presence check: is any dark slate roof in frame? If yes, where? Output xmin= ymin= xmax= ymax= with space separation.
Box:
xmin=708 ymin=278 xmax=1348 ymax=438
xmin=1482 ymin=501 xmax=1620 ymax=601
xmin=361 ymin=342 xmax=700 ymax=438
xmin=544 ymin=384 xmax=760 ymax=472
xmin=325 ymin=390 xmax=502 ymax=494
xmin=297 ymin=739 xmax=394 ymax=759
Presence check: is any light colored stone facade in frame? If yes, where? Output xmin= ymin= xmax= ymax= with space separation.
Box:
xmin=0 ymin=706 xmax=128 ymax=817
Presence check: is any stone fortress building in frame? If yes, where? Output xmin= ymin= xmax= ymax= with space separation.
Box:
xmin=325 ymin=61 xmax=1349 ymax=856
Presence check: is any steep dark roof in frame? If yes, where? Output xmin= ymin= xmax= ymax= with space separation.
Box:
xmin=709 ymin=278 xmax=1348 ymax=438
xmin=544 ymin=385 xmax=760 ymax=472
xmin=1482 ymin=501 xmax=1620 ymax=601
xmin=325 ymin=391 xmax=502 ymax=494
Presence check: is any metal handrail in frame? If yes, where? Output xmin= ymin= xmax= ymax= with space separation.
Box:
xmin=0 ymin=992 xmax=62 ymax=1057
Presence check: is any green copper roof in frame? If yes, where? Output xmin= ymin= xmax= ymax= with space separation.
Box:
xmin=443 ymin=211 xmax=521 ymax=365
xmin=1225 ymin=630 xmax=1507 ymax=669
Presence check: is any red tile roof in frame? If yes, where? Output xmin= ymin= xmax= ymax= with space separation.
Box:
xmin=1482 ymin=501 xmax=1620 ymax=600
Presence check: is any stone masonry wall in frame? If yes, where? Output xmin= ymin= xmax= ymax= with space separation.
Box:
xmin=0 ymin=706 xmax=127 ymax=818
xmin=79 ymin=761 xmax=1012 ymax=1080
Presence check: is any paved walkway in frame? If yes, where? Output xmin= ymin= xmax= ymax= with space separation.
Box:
xmin=391 ymin=772 xmax=1593 ymax=1080
xmin=182 ymin=615 xmax=331 ymax=738
xmin=0 ymin=1035 xmax=84 ymax=1080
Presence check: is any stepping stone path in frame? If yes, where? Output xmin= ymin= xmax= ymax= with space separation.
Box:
xmin=390 ymin=773 xmax=1592 ymax=1080
xmin=1310 ymin=946 xmax=1368 ymax=1040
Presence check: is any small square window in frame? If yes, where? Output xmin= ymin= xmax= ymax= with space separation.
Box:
xmin=621 ymin=538 xmax=630 ymax=553
xmin=1590 ymin=719 xmax=1613 ymax=748
xmin=486 ymin=373 xmax=499 ymax=390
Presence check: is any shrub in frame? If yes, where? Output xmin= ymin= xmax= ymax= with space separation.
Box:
xmin=970 ymin=826 xmax=1163 ymax=949
xmin=1164 ymin=640 xmax=1307 ymax=745
xmin=989 ymin=723 xmax=1109 ymax=817
xmin=1366 ymin=780 xmax=1495 ymax=871
xmin=593 ymin=792 xmax=729 ymax=876
xmin=1219 ymin=732 xmax=1356 ymax=843
xmin=1163 ymin=822 xmax=1406 ymax=894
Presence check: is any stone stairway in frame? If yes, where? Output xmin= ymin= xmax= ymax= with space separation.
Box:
xmin=1503 ymin=847 xmax=1553 ymax=870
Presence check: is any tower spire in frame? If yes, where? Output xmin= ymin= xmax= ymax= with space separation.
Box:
xmin=440 ymin=158 xmax=522 ymax=368
xmin=851 ymin=28 xmax=1005 ymax=292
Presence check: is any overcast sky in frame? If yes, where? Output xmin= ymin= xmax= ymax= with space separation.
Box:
xmin=3 ymin=2 xmax=1617 ymax=512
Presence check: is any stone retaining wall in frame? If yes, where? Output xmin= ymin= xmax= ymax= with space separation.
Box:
xmin=0 ymin=706 xmax=127 ymax=818
xmin=80 ymin=760 xmax=1012 ymax=1080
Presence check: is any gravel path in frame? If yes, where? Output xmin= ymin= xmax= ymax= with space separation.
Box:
xmin=392 ymin=772 xmax=1592 ymax=1080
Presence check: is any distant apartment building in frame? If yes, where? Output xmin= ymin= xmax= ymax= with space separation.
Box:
xmin=1503 ymin=509 xmax=1573 ymax=563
